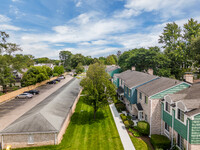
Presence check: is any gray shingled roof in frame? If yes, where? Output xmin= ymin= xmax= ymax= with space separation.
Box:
xmin=169 ymin=83 xmax=200 ymax=117
xmin=116 ymin=70 xmax=158 ymax=88
xmin=1 ymin=78 xmax=81 ymax=134
xmin=106 ymin=65 xmax=120 ymax=72
xmin=137 ymin=77 xmax=181 ymax=97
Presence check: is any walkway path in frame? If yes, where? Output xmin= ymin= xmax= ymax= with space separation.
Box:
xmin=109 ymin=103 xmax=135 ymax=150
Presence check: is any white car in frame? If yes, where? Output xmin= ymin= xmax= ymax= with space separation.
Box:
xmin=16 ymin=93 xmax=33 ymax=99
xmin=58 ymin=76 xmax=65 ymax=79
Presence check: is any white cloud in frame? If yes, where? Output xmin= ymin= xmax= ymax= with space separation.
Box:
xmin=0 ymin=15 xmax=11 ymax=23
xmin=117 ymin=0 xmax=198 ymax=19
xmin=0 ymin=24 xmax=21 ymax=31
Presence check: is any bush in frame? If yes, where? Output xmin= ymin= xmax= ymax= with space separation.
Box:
xmin=150 ymin=134 xmax=171 ymax=150
xmin=120 ymin=114 xmax=127 ymax=122
xmin=124 ymin=120 xmax=130 ymax=128
xmin=115 ymin=103 xmax=126 ymax=112
xmin=124 ymin=120 xmax=134 ymax=128
xmin=53 ymin=73 xmax=59 ymax=77
xmin=127 ymin=115 xmax=132 ymax=120
xmin=129 ymin=128 xmax=141 ymax=137
xmin=137 ymin=121 xmax=150 ymax=136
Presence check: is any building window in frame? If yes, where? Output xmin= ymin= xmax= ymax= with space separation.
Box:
xmin=145 ymin=96 xmax=148 ymax=104
xmin=165 ymin=102 xmax=170 ymax=113
xmin=28 ymin=135 xmax=34 ymax=144
xmin=177 ymin=133 xmax=184 ymax=150
xmin=177 ymin=109 xmax=184 ymax=122
xmin=165 ymin=122 xmax=169 ymax=132
xmin=139 ymin=112 xmax=143 ymax=120
xmin=145 ymin=114 xmax=147 ymax=121
xmin=139 ymin=92 xmax=142 ymax=100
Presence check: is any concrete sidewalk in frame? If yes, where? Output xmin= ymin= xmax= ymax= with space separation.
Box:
xmin=109 ymin=103 xmax=135 ymax=150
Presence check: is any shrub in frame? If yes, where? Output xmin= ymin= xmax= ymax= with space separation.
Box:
xmin=150 ymin=134 xmax=171 ymax=150
xmin=53 ymin=73 xmax=58 ymax=77
xmin=115 ymin=103 xmax=126 ymax=112
xmin=124 ymin=120 xmax=134 ymax=128
xmin=127 ymin=115 xmax=132 ymax=120
xmin=137 ymin=121 xmax=150 ymax=136
xmin=129 ymin=128 xmax=141 ymax=137
xmin=124 ymin=120 xmax=130 ymax=128
xmin=120 ymin=114 xmax=127 ymax=122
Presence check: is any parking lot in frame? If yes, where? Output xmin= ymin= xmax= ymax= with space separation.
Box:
xmin=0 ymin=84 xmax=55 ymax=118
xmin=0 ymin=75 xmax=73 ymax=131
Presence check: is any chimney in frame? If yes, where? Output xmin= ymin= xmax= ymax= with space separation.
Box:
xmin=131 ymin=66 xmax=136 ymax=71
xmin=147 ymin=68 xmax=153 ymax=75
xmin=184 ymin=72 xmax=193 ymax=83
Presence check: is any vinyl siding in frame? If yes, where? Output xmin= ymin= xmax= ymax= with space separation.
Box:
xmin=108 ymin=68 xmax=121 ymax=78
xmin=150 ymin=83 xmax=190 ymax=99
xmin=190 ymin=114 xmax=200 ymax=144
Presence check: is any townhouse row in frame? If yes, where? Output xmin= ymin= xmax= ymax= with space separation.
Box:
xmin=112 ymin=67 xmax=200 ymax=150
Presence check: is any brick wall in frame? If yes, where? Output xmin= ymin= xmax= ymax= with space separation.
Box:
xmin=2 ymin=133 xmax=55 ymax=149
xmin=150 ymin=99 xmax=162 ymax=135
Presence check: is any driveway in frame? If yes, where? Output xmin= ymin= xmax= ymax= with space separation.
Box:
xmin=0 ymin=75 xmax=73 ymax=131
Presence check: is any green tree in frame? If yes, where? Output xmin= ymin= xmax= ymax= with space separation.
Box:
xmin=59 ymin=50 xmax=72 ymax=71
xmin=80 ymin=63 xmax=116 ymax=119
xmin=99 ymin=56 xmax=106 ymax=64
xmin=0 ymin=55 xmax=15 ymax=92
xmin=71 ymin=53 xmax=85 ymax=68
xmin=53 ymin=65 xmax=64 ymax=75
xmin=191 ymin=36 xmax=200 ymax=68
xmin=105 ymin=55 xmax=116 ymax=65
xmin=75 ymin=63 xmax=84 ymax=74
xmin=21 ymin=66 xmax=49 ymax=86
xmin=158 ymin=22 xmax=188 ymax=79
xmin=85 ymin=56 xmax=93 ymax=65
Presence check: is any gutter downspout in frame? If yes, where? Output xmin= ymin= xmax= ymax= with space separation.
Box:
xmin=171 ymin=109 xmax=174 ymax=148
xmin=187 ymin=119 xmax=189 ymax=150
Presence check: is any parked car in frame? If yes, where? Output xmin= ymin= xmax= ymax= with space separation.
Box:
xmin=54 ymin=78 xmax=61 ymax=82
xmin=24 ymin=90 xmax=39 ymax=95
xmin=58 ymin=75 xmax=65 ymax=79
xmin=16 ymin=93 xmax=33 ymax=99
xmin=47 ymin=80 xmax=57 ymax=84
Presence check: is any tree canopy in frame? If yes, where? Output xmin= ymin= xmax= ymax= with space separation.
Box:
xmin=80 ymin=63 xmax=116 ymax=119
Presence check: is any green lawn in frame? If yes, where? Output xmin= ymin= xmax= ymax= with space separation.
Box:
xmin=15 ymin=96 xmax=123 ymax=150
xmin=130 ymin=136 xmax=152 ymax=150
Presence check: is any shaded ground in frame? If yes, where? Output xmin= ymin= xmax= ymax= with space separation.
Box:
xmin=14 ymin=95 xmax=123 ymax=150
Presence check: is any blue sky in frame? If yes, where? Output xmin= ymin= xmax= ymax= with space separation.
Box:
xmin=0 ymin=0 xmax=200 ymax=59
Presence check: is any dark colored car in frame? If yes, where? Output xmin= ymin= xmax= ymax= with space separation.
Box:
xmin=54 ymin=78 xmax=61 ymax=82
xmin=47 ymin=80 xmax=57 ymax=84
xmin=24 ymin=90 xmax=39 ymax=95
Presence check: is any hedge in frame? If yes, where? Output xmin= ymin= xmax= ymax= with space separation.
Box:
xmin=115 ymin=102 xmax=126 ymax=112
xmin=150 ymin=134 xmax=171 ymax=150
xmin=120 ymin=114 xmax=127 ymax=122
xmin=124 ymin=120 xmax=134 ymax=128
xmin=128 ymin=128 xmax=141 ymax=137
xmin=137 ymin=121 xmax=150 ymax=136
